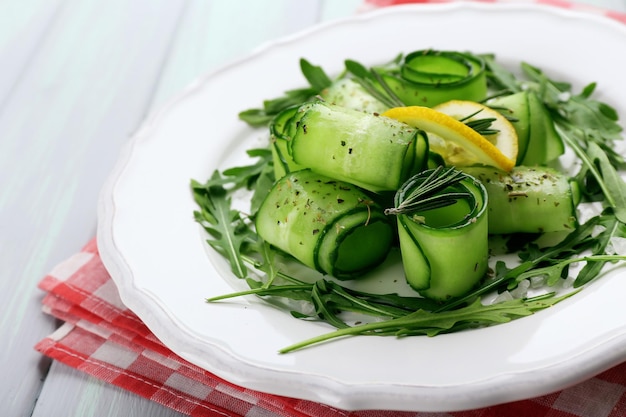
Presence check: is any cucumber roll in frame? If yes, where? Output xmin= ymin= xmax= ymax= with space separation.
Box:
xmin=269 ymin=104 xmax=305 ymax=179
xmin=320 ymin=78 xmax=389 ymax=114
xmin=255 ymin=169 xmax=394 ymax=279
xmin=288 ymin=101 xmax=429 ymax=192
xmin=378 ymin=50 xmax=488 ymax=107
xmin=463 ymin=166 xmax=579 ymax=234
xmin=388 ymin=167 xmax=489 ymax=301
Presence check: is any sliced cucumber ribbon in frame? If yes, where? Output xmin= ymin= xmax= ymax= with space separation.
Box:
xmin=378 ymin=50 xmax=488 ymax=108
xmin=255 ymin=169 xmax=394 ymax=280
xmin=488 ymin=90 xmax=565 ymax=165
xmin=269 ymin=104 xmax=305 ymax=179
xmin=392 ymin=169 xmax=489 ymax=301
xmin=462 ymin=166 xmax=579 ymax=234
xmin=320 ymin=78 xmax=389 ymax=114
xmin=283 ymin=101 xmax=428 ymax=192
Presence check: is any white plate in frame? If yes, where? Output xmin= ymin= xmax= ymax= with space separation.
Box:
xmin=98 ymin=3 xmax=626 ymax=412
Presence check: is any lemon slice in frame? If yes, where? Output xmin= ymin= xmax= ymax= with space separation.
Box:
xmin=382 ymin=101 xmax=518 ymax=171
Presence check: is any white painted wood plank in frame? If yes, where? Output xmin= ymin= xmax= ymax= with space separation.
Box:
xmin=0 ymin=0 xmax=186 ymax=416
xmin=0 ymin=0 xmax=63 ymax=112
xmin=150 ymin=0 xmax=326 ymax=111
xmin=149 ymin=0 xmax=362 ymax=113
xmin=0 ymin=2 xmax=68 ymax=414
xmin=320 ymin=0 xmax=363 ymax=19
xmin=32 ymin=362 xmax=187 ymax=417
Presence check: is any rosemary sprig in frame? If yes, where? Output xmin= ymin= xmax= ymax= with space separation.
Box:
xmin=344 ymin=59 xmax=405 ymax=108
xmin=384 ymin=166 xmax=471 ymax=216
xmin=460 ymin=109 xmax=500 ymax=136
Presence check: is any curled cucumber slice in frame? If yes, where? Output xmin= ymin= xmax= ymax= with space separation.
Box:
xmin=255 ymin=169 xmax=394 ymax=279
xmin=379 ymin=50 xmax=488 ymax=107
xmin=393 ymin=169 xmax=489 ymax=301
xmin=269 ymin=104 xmax=305 ymax=179
xmin=489 ymin=90 xmax=564 ymax=166
xmin=289 ymin=101 xmax=428 ymax=192
xmin=320 ymin=78 xmax=389 ymax=114
xmin=463 ymin=166 xmax=579 ymax=234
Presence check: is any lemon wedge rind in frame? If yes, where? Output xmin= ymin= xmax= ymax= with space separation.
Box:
xmin=382 ymin=103 xmax=517 ymax=172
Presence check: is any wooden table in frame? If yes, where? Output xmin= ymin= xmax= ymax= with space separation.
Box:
xmin=2 ymin=1 xmax=624 ymax=416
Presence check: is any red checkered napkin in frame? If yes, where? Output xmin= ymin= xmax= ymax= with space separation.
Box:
xmin=362 ymin=0 xmax=626 ymax=23
xmin=36 ymin=239 xmax=626 ymax=417
xmin=35 ymin=239 xmax=342 ymax=417
xmin=35 ymin=1 xmax=626 ymax=416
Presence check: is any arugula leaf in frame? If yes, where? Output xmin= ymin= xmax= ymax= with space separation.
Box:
xmin=249 ymin=240 xmax=279 ymax=288
xmin=585 ymin=142 xmax=626 ymax=221
xmin=262 ymin=88 xmax=316 ymax=114
xmin=191 ymin=172 xmax=255 ymax=278
xmin=574 ymin=211 xmax=626 ymax=287
xmin=238 ymin=59 xmax=332 ymax=127
xmin=344 ymin=59 xmax=405 ymax=108
xmin=481 ymin=54 xmax=522 ymax=94
xmin=484 ymin=56 xmax=624 ymax=167
xmin=310 ymin=280 xmax=352 ymax=329
xmin=237 ymin=109 xmax=272 ymax=127
xmin=279 ymin=292 xmax=577 ymax=353
xmin=485 ymin=53 xmax=626 ymax=218
xmin=437 ymin=214 xmax=606 ymax=312
xmin=207 ymin=281 xmax=314 ymax=303
xmin=523 ymin=66 xmax=621 ymax=133
xmin=518 ymin=63 xmax=624 ymax=169
xmin=191 ymin=148 xmax=275 ymax=280
xmin=238 ymin=88 xmax=313 ymax=126
xmin=311 ymin=280 xmax=440 ymax=320
xmin=560 ymin=130 xmax=626 ymax=222
xmin=218 ymin=148 xmax=273 ymax=190
xmin=299 ymin=58 xmax=332 ymax=91
xmin=249 ymin=161 xmax=275 ymax=217
xmin=434 ymin=260 xmax=533 ymax=312
xmin=344 ymin=59 xmax=375 ymax=82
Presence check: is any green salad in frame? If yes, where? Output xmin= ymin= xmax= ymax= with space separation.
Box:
xmin=191 ymin=49 xmax=626 ymax=353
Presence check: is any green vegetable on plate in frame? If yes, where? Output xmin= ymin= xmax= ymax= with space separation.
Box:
xmin=192 ymin=49 xmax=626 ymax=352
xmin=387 ymin=167 xmax=489 ymax=301
xmin=255 ymin=169 xmax=394 ymax=279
